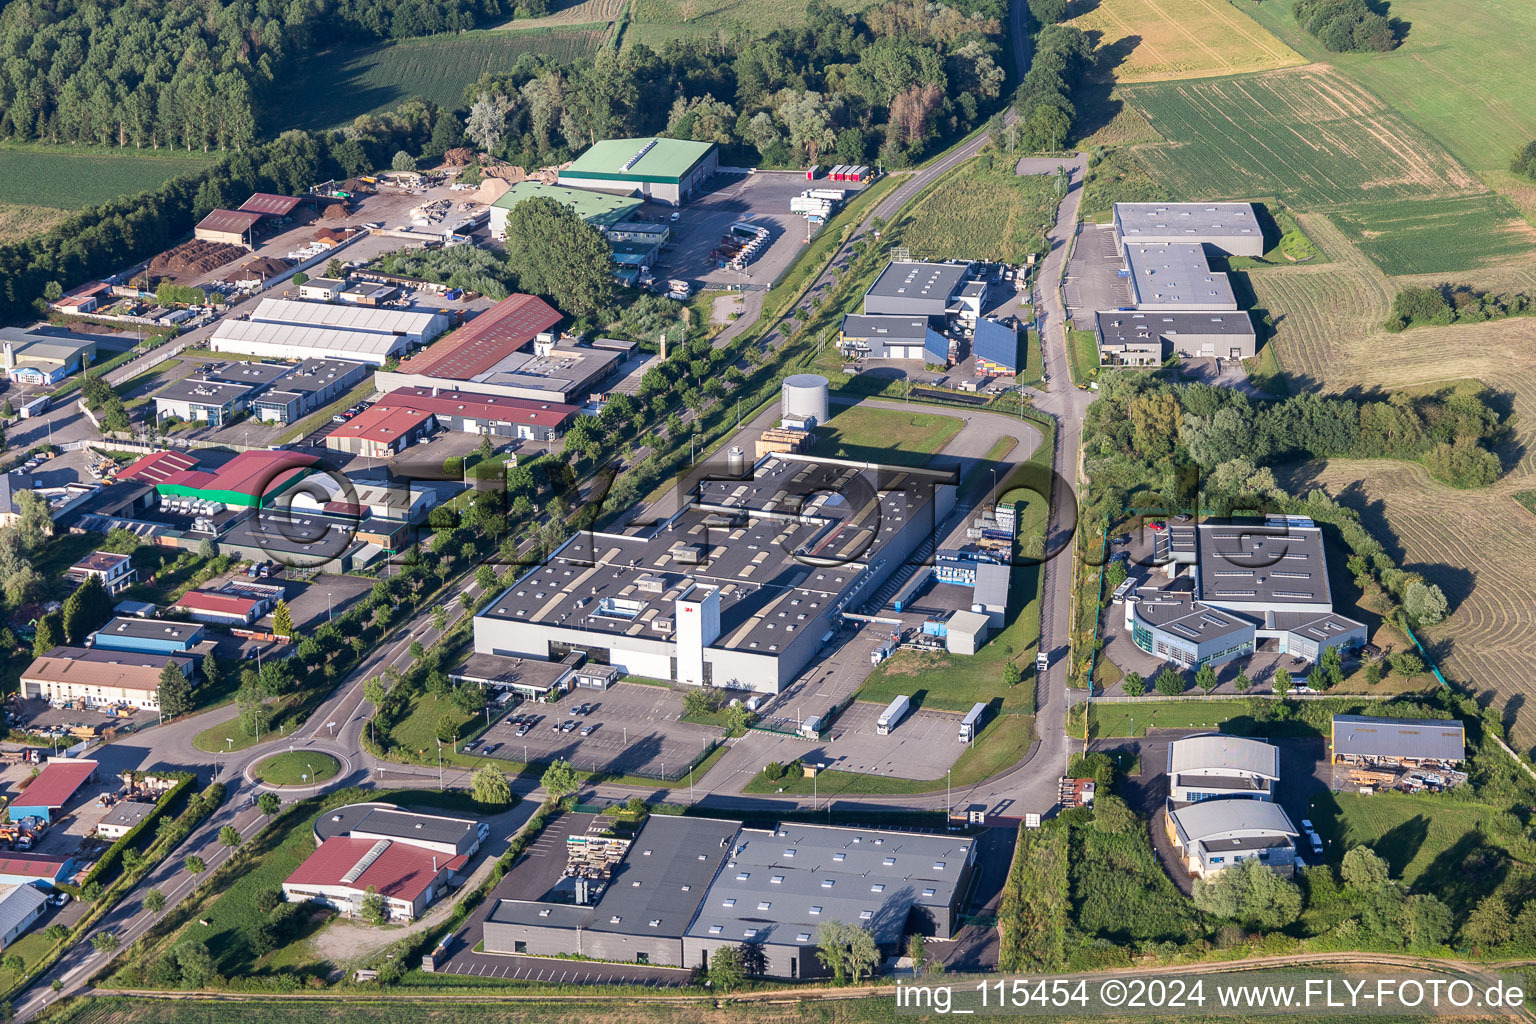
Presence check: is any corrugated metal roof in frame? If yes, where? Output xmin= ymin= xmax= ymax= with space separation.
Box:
xmin=0 ymin=883 xmax=47 ymax=935
xmin=326 ymin=404 xmax=432 ymax=444
xmin=1170 ymin=799 xmax=1296 ymax=846
xmin=972 ymin=317 xmax=1018 ymax=370
xmin=196 ymin=209 xmax=264 ymax=235
xmin=211 ymin=319 xmax=407 ymax=362
xmin=251 ymin=298 xmax=446 ymax=337
xmin=1332 ymin=715 xmax=1465 ymax=761
xmin=239 ymin=193 xmax=303 ymax=217
xmin=377 ymin=386 xmax=578 ymax=428
xmin=0 ymin=854 xmax=68 ymax=879
xmin=397 ymin=294 xmax=561 ymax=380
xmin=285 ymin=836 xmax=465 ymax=903
xmin=14 ymin=759 xmax=96 ymax=811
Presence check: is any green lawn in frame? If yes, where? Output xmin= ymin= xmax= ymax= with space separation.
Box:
xmin=856 ymin=470 xmax=1049 ymax=715
xmin=1067 ymin=328 xmax=1100 ymax=385
xmin=1314 ymin=791 xmax=1514 ymax=895
xmin=742 ymin=712 xmax=1035 ymax=796
xmin=1224 ymin=207 xmax=1328 ymax=270
xmin=1090 ymin=698 xmax=1250 ymax=738
xmin=809 ymin=404 xmax=963 ymax=465
xmin=1515 ymin=490 xmax=1536 ymax=518
xmin=0 ymin=144 xmax=215 ymax=209
xmin=253 ymin=752 xmax=341 ymax=787
xmin=890 ymin=155 xmax=1061 ymax=264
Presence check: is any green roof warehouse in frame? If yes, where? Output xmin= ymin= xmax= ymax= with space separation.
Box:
xmin=557 ymin=138 xmax=719 ymax=206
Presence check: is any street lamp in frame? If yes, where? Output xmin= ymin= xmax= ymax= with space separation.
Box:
xmin=307 ymin=762 xmax=316 ymax=798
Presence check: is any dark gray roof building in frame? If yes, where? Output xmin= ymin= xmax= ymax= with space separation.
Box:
xmin=1095 ymin=310 xmax=1255 ymax=365
xmin=315 ymin=802 xmax=481 ymax=857
xmin=1331 ymin=715 xmax=1465 ymax=765
xmin=1112 ymin=202 xmax=1264 ymax=256
xmin=1124 ymin=243 xmax=1237 ymax=311
xmin=863 ymin=261 xmax=972 ymax=316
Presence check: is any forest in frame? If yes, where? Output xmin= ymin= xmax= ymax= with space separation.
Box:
xmin=1081 ymin=374 xmax=1509 ymax=522
xmin=0 ymin=0 xmax=530 ymax=151
xmin=461 ymin=0 xmax=1010 ymax=171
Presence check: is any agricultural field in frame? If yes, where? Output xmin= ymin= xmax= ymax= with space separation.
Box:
xmin=0 ymin=146 xmax=214 ymax=210
xmin=626 ymin=0 xmax=869 ymax=43
xmin=890 ymin=155 xmax=1061 ymax=264
xmin=1124 ymin=65 xmax=1483 ymax=208
xmin=0 ymin=203 xmax=66 ymax=244
xmin=1243 ymin=0 xmax=1536 ymax=214
xmin=1243 ymin=211 xmax=1536 ymax=750
xmin=1122 ymin=64 xmax=1536 ymax=273
xmin=496 ymin=0 xmax=624 ymax=28
xmin=278 ymin=28 xmax=609 ymax=130
xmin=1067 ymin=0 xmax=1303 ymax=83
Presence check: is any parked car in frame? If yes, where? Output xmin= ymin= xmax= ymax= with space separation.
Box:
xmin=1300 ymin=819 xmax=1314 ymax=831
xmin=1147 ymin=521 xmax=1166 ymax=532
xmin=580 ymin=723 xmax=598 ymax=737
xmin=1112 ymin=534 xmax=1132 ymax=545
xmin=516 ymin=724 xmax=529 ymax=737
xmin=561 ymin=720 xmax=577 ymax=733
xmin=1173 ymin=513 xmax=1192 ymax=523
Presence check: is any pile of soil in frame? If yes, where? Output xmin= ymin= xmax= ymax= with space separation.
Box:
xmin=149 ymin=239 xmax=245 ymax=275
xmin=320 ymin=203 xmax=350 ymax=221
xmin=443 ymin=147 xmax=476 ymax=166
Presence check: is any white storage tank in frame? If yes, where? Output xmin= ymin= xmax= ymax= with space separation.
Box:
xmin=782 ymin=373 xmax=829 ymax=425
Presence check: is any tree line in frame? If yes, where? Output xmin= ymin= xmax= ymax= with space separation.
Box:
xmin=988 ymin=0 xmax=1093 ymax=157
xmin=462 ymin=0 xmax=1008 ymax=173
xmin=0 ymin=0 xmax=521 ymax=151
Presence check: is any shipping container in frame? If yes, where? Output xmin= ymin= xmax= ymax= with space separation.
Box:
xmin=877 ymin=694 xmax=911 ymax=735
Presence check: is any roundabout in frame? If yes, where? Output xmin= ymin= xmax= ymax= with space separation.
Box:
xmin=252 ymin=750 xmax=342 ymax=787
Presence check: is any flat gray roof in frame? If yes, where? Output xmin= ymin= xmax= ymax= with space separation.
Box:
xmin=480 ymin=454 xmax=950 ymax=656
xmin=315 ymin=802 xmax=478 ymax=853
xmin=973 ymin=561 xmax=1010 ymax=608
xmin=155 ymin=379 xmax=253 ymax=406
xmin=487 ymin=898 xmax=592 ymax=930
xmin=1197 ymin=520 xmax=1331 ymax=608
xmin=99 ymin=801 xmax=155 ymax=829
xmin=201 ymin=361 xmax=293 ymax=388
xmin=1125 ymin=243 xmax=1236 ymax=309
xmin=1096 ymin=310 xmax=1255 ymax=346
xmin=449 ymin=653 xmax=571 ymax=693
xmin=1332 ymin=715 xmax=1465 ymax=762
xmin=1131 ymin=588 xmax=1251 ymax=645
xmin=866 ymin=261 xmax=969 ymax=303
xmin=1115 ymin=202 xmax=1262 ymax=244
xmin=686 ymin=823 xmax=971 ymax=949
xmin=840 ymin=314 xmax=932 ymax=342
xmin=257 ymin=358 xmax=367 ymax=398
xmin=582 ymin=815 xmax=739 ymax=939
xmin=90 ymin=617 xmax=202 ymax=645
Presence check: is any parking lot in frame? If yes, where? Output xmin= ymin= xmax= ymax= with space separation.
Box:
xmin=1062 ymin=220 xmax=1129 ymax=327
xmin=474 ymin=683 xmax=722 ymax=779
xmin=10 ymin=697 xmax=157 ymax=746
xmin=810 ymin=700 xmax=968 ymax=780
xmin=651 ymin=171 xmax=825 ymax=291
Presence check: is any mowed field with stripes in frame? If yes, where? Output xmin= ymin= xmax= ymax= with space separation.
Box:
xmin=1068 ymin=0 xmax=1303 ymax=82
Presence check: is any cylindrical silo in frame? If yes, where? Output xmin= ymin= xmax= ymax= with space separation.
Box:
xmin=727 ymin=446 xmax=747 ymax=477
xmin=781 ymin=373 xmax=829 ymax=425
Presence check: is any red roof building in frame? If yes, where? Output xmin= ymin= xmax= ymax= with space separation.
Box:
xmin=0 ymin=853 xmax=73 ymax=885
xmin=376 ymin=387 xmax=578 ymax=440
xmin=324 ymin=405 xmax=435 ymax=459
xmin=396 ymin=294 xmax=562 ymax=380
xmin=174 ymin=582 xmax=283 ymax=625
xmin=283 ymin=837 xmax=467 ymax=921
xmin=10 ymin=759 xmax=97 ymax=822
xmin=238 ymin=193 xmax=304 ymax=218
xmin=124 ymin=450 xmax=318 ymax=508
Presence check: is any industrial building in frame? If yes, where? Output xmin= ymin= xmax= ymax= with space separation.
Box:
xmin=0 ymin=330 xmax=96 ymax=386
xmin=1112 ymin=203 xmax=1264 ymax=256
xmin=96 ymin=802 xmax=155 ymax=840
xmin=482 ymin=818 xmax=975 ymax=978
xmin=971 ymin=317 xmax=1019 ymax=376
xmin=0 ymin=884 xmax=48 ymax=951
xmin=1095 ymin=202 xmax=1262 ymax=366
xmin=1330 ymin=716 xmax=1465 ymax=769
xmin=838 ymin=315 xmax=949 ymax=363
xmin=283 ymin=803 xmax=479 ymax=922
xmin=373 ymin=294 xmax=622 ymax=405
xmin=557 ymin=138 xmax=719 ymax=206
xmin=298 ymin=278 xmax=345 ymax=301
xmin=324 ymin=404 xmax=436 ymax=458
xmin=0 ymin=854 xmax=73 ymax=891
xmin=1124 ymin=243 xmax=1238 ymax=311
xmin=87 ymin=617 xmax=205 ymax=657
xmin=194 ymin=209 xmax=264 ymax=246
xmin=8 ymin=759 xmax=97 ymax=824
xmin=21 ymin=649 xmax=193 ymax=711
xmin=1166 ymin=799 xmax=1298 ymax=879
xmin=473 ymin=451 xmax=957 ymax=693
xmin=1095 ymin=311 xmax=1256 ymax=366
xmin=249 ymin=359 xmax=369 ymax=424
xmin=152 ymin=379 xmax=254 ymax=427
xmin=174 ymin=582 xmax=284 ymax=626
xmin=448 ymin=653 xmax=577 ymax=699
xmin=118 ymin=449 xmax=318 ymax=509
xmin=374 ymin=387 xmax=578 ymax=442
xmin=862 ymin=262 xmax=975 ymax=317
xmin=208 ymin=298 xmax=450 ymax=365
xmin=1167 ymin=735 xmax=1278 ymax=803
xmin=238 ymin=193 xmax=307 ymax=221
xmin=66 ymin=551 xmax=136 ymax=595
xmin=1124 ymin=516 xmax=1367 ymax=668
xmin=491 ymin=181 xmax=644 ymax=239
